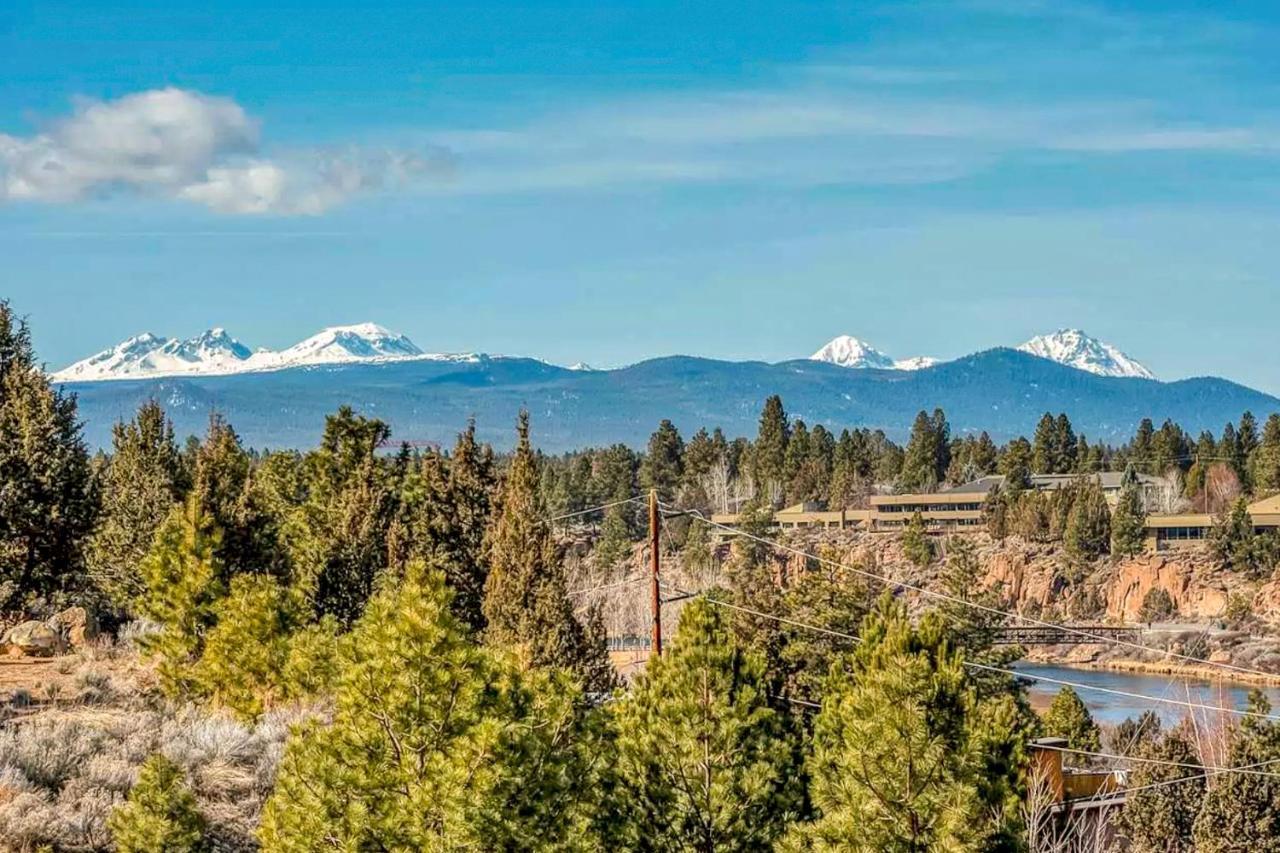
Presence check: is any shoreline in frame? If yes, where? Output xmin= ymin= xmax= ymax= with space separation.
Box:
xmin=1022 ymin=655 xmax=1280 ymax=688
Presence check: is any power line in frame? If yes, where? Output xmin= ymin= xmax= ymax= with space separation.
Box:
xmin=550 ymin=494 xmax=645 ymax=522
xmin=661 ymin=581 xmax=1280 ymax=723
xmin=1034 ymin=743 xmax=1280 ymax=781
xmin=566 ymin=575 xmax=645 ymax=597
xmin=668 ymin=503 xmax=1280 ymax=682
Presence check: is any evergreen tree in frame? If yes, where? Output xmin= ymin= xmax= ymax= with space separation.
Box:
xmin=0 ymin=301 xmax=98 ymax=611
xmin=608 ymin=599 xmax=803 ymax=851
xmin=1193 ymin=691 xmax=1280 ymax=851
xmin=195 ymin=574 xmax=295 ymax=719
xmin=792 ymin=597 xmax=1028 ymax=851
xmin=1118 ymin=729 xmax=1205 ymax=853
xmin=394 ymin=421 xmax=496 ymax=630
xmin=1032 ymin=413 xmax=1057 ymax=475
xmin=482 ymin=413 xmax=614 ymax=690
xmin=1055 ymin=413 xmax=1077 ymax=473
xmin=1111 ymin=477 xmax=1148 ymax=557
xmin=1131 ymin=418 xmax=1156 ymax=469
xmin=778 ymin=552 xmax=871 ymax=704
xmin=1137 ymin=587 xmax=1175 ymax=624
xmin=754 ymin=396 xmax=790 ymax=504
xmin=109 ymin=754 xmax=207 ymax=853
xmin=1239 ymin=411 xmax=1261 ymax=490
xmin=899 ymin=409 xmax=948 ymax=492
xmin=901 ymin=510 xmax=933 ymax=566
xmin=1040 ymin=687 xmax=1101 ymax=751
xmin=260 ymin=561 xmax=596 ymax=851
xmin=137 ymin=498 xmax=225 ymax=697
xmin=293 ymin=407 xmax=398 ymax=624
xmin=1254 ymin=414 xmax=1280 ymax=494
xmin=999 ymin=437 xmax=1033 ymax=493
xmin=1064 ymin=477 xmax=1110 ymax=559
xmin=88 ymin=401 xmax=185 ymax=614
xmin=640 ymin=419 xmax=684 ymax=503
xmin=1210 ymin=497 xmax=1279 ymax=578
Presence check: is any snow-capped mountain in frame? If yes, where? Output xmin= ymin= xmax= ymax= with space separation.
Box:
xmin=810 ymin=336 xmax=936 ymax=371
xmin=810 ymin=336 xmax=896 ymax=369
xmin=52 ymin=323 xmax=457 ymax=382
xmin=1017 ymin=329 xmax=1155 ymax=380
xmin=52 ymin=329 xmax=255 ymax=381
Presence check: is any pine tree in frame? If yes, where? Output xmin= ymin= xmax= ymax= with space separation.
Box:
xmin=195 ymin=574 xmax=294 ymax=719
xmin=1118 ymin=728 xmax=1205 ymax=853
xmin=791 ymin=596 xmax=1028 ymax=851
xmin=137 ymin=498 xmax=225 ymax=697
xmin=1112 ymin=477 xmax=1148 ymax=557
xmin=1254 ymin=414 xmax=1280 ymax=493
xmin=640 ymin=419 xmax=684 ymax=503
xmin=1032 ymin=413 xmax=1057 ymax=474
xmin=1239 ymin=411 xmax=1261 ymax=491
xmin=754 ymin=396 xmax=790 ymax=504
xmin=260 ymin=561 xmax=596 ymax=851
xmin=88 ymin=401 xmax=185 ymax=614
xmin=482 ymin=412 xmax=614 ymax=691
xmin=900 ymin=409 xmax=946 ymax=492
xmin=999 ymin=437 xmax=1033 ymax=493
xmin=0 ymin=301 xmax=98 ymax=611
xmin=1064 ymin=477 xmax=1110 ymax=559
xmin=109 ymin=754 xmax=207 ymax=853
xmin=608 ymin=599 xmax=803 ymax=851
xmin=778 ymin=552 xmax=871 ymax=704
xmin=1040 ymin=686 xmax=1101 ymax=751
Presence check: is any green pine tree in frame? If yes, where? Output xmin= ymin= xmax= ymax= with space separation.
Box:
xmin=259 ymin=560 xmax=597 ymax=851
xmin=754 ymin=396 xmax=791 ymax=505
xmin=109 ymin=754 xmax=207 ymax=853
xmin=1040 ymin=686 xmax=1101 ymax=751
xmin=607 ymin=598 xmax=803 ymax=851
xmin=137 ymin=498 xmax=225 ymax=697
xmin=640 ymin=419 xmax=685 ymax=503
xmin=789 ymin=596 xmax=1028 ymax=852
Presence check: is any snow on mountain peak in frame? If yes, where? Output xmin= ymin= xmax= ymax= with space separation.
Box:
xmin=810 ymin=335 xmax=937 ymax=371
xmin=1017 ymin=329 xmax=1155 ymax=380
xmin=53 ymin=323 xmax=433 ymax=382
xmin=810 ymin=335 xmax=896 ymax=369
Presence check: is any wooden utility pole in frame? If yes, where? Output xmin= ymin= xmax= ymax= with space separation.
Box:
xmin=649 ymin=489 xmax=662 ymax=657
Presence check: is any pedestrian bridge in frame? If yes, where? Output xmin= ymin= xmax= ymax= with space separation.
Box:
xmin=991 ymin=625 xmax=1142 ymax=646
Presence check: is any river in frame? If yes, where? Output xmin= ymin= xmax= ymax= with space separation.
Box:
xmin=1013 ymin=662 xmax=1280 ymax=727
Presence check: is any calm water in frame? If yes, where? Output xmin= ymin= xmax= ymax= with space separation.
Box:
xmin=1013 ymin=662 xmax=1280 ymax=727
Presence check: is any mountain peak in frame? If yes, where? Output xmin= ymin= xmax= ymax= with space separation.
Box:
xmin=1017 ymin=329 xmax=1155 ymax=379
xmin=810 ymin=335 xmax=937 ymax=371
xmin=52 ymin=323 xmax=429 ymax=382
xmin=810 ymin=335 xmax=896 ymax=369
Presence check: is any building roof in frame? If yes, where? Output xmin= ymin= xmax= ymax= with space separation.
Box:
xmin=938 ymin=471 xmax=1161 ymax=497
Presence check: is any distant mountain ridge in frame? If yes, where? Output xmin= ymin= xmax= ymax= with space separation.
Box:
xmin=60 ymin=347 xmax=1280 ymax=453
xmin=51 ymin=323 xmax=475 ymax=382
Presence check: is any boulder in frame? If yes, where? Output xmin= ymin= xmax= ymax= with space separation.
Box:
xmin=4 ymin=621 xmax=63 ymax=657
xmin=48 ymin=606 xmax=98 ymax=648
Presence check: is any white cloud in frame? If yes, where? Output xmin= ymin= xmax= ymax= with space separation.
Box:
xmin=0 ymin=88 xmax=435 ymax=214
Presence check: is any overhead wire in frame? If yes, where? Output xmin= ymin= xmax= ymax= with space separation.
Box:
xmin=666 ymin=502 xmax=1280 ymax=682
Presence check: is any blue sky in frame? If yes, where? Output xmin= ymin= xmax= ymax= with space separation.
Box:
xmin=3 ymin=0 xmax=1280 ymax=390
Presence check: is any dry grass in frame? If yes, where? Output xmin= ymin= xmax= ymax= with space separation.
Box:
xmin=0 ymin=643 xmax=320 ymax=852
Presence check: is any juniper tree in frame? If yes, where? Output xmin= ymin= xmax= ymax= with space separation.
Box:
xmin=1111 ymin=477 xmax=1148 ymax=557
xmin=902 ymin=510 xmax=933 ymax=566
xmin=1193 ymin=691 xmax=1280 ymax=852
xmin=109 ymin=754 xmax=207 ymax=853
xmin=1117 ymin=728 xmax=1204 ymax=853
xmin=0 ymin=301 xmax=98 ymax=611
xmin=89 ymin=400 xmax=186 ymax=613
xmin=1064 ymin=477 xmax=1110 ymax=559
xmin=607 ymin=599 xmax=803 ymax=851
xmin=260 ymin=560 xmax=598 ymax=851
xmin=482 ymin=412 xmax=614 ymax=691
